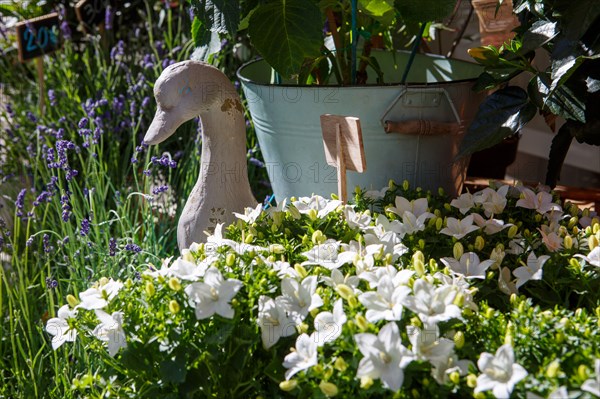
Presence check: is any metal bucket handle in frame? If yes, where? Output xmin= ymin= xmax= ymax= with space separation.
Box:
xmin=379 ymin=86 xmax=463 ymax=136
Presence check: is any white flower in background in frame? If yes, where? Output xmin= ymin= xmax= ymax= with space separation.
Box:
xmin=355 ymin=322 xmax=415 ymax=391
xmin=46 ymin=305 xmax=78 ymax=350
xmin=431 ymin=354 xmax=471 ymax=384
xmin=343 ymin=205 xmax=372 ymax=229
xmin=539 ymin=224 xmax=563 ymax=252
xmin=321 ymin=268 xmax=360 ymax=293
xmin=474 ymin=186 xmax=509 ymax=217
xmin=279 ymin=276 xmax=323 ymax=323
xmin=407 ymin=324 xmax=454 ymax=366
xmin=364 ymin=187 xmax=388 ymax=200
xmin=516 ymin=187 xmax=561 ymax=214
xmin=233 ymin=203 xmax=263 ymax=223
xmin=283 ymin=333 xmax=318 ymax=380
xmin=264 ymin=259 xmax=300 ymax=279
xmin=498 ymin=266 xmax=518 ymax=295
xmin=291 ymin=195 xmax=341 ymax=218
xmin=301 ymin=240 xmax=346 ymax=269
xmin=371 ymin=214 xmax=404 ymax=237
xmin=402 ymin=278 xmax=463 ymax=325
xmin=434 ymin=272 xmax=479 ymax=311
xmin=364 ymin=232 xmax=406 ymax=262
xmin=166 ymin=257 xmax=206 ymax=281
xmin=450 ymin=192 xmax=475 ymax=214
xmin=358 ymin=275 xmax=410 ymax=322
xmin=92 ymin=310 xmax=127 ymax=357
xmin=360 ymin=266 xmax=414 ymax=288
xmin=206 ymin=223 xmax=239 ymax=249
xmin=582 ymin=358 xmax=600 ymax=396
xmin=314 ymin=299 xmax=347 ymax=346
xmin=184 ymin=267 xmax=243 ymax=319
xmin=472 ymin=213 xmax=512 ymax=235
xmin=257 ymin=295 xmax=296 ymax=349
xmin=78 ymin=278 xmax=123 ymax=310
xmin=440 ymin=215 xmax=480 ymax=239
xmin=475 ymin=344 xmax=528 ymax=398
xmin=387 ymin=196 xmax=429 ymax=218
xmin=144 ymin=256 xmax=174 ymax=279
xmin=513 ymin=252 xmax=550 ymax=289
xmin=398 ymin=211 xmax=432 ymax=236
xmin=440 ymin=253 xmax=494 ymax=279
xmin=507 ymin=238 xmax=527 ymax=255
xmin=575 ymin=246 xmax=600 ymax=267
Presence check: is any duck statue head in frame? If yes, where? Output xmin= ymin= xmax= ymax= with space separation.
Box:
xmin=144 ymin=60 xmax=258 ymax=251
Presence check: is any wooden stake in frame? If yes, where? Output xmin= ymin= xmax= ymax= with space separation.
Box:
xmin=36 ymin=57 xmax=45 ymax=115
xmin=335 ymin=123 xmax=347 ymax=203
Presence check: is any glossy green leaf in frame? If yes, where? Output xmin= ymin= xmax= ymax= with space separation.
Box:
xmin=248 ymin=0 xmax=323 ymax=79
xmin=553 ymin=0 xmax=600 ymax=40
xmin=360 ymin=0 xmax=395 ymax=19
xmin=531 ymin=75 xmax=586 ymax=122
xmin=394 ymin=0 xmax=456 ymax=23
xmin=458 ymin=86 xmax=536 ymax=157
xmin=551 ymin=54 xmax=600 ymax=91
xmin=520 ymin=20 xmax=558 ymax=54
xmin=586 ymin=77 xmax=600 ymax=93
xmin=545 ymin=123 xmax=573 ymax=187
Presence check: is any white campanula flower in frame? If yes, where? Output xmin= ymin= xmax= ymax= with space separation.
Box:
xmin=206 ymin=224 xmax=265 ymax=255
xmin=283 ymin=333 xmax=318 ymax=380
xmin=92 ymin=310 xmax=127 ymax=357
xmin=402 ymin=278 xmax=463 ymax=325
xmin=475 ymin=344 xmax=528 ymax=398
xmin=440 ymin=253 xmax=495 ymax=280
xmin=472 ymin=213 xmax=513 ymax=235
xmin=314 ymin=299 xmax=347 ymax=346
xmin=321 ymin=268 xmax=360 ymax=293
xmin=407 ymin=324 xmax=454 ymax=366
xmin=364 ymin=187 xmax=388 ymax=200
xmin=264 ymin=258 xmax=299 ymax=279
xmin=431 ymin=354 xmax=472 ymax=384
xmin=474 ymin=186 xmax=509 ymax=217
xmin=364 ymin=232 xmax=407 ymax=261
xmin=440 ymin=215 xmax=480 ymax=239
xmin=343 ymin=205 xmax=372 ymax=230
xmin=184 ymin=267 xmax=243 ymax=319
xmin=360 ymin=266 xmax=414 ymax=289
xmin=582 ymin=358 xmax=600 ymax=396
xmin=450 ymin=192 xmax=475 ymax=214
xmin=387 ymin=196 xmax=429 ymax=218
xmin=291 ymin=195 xmax=341 ymax=218
xmin=513 ymin=252 xmax=550 ymax=289
xmin=355 ymin=322 xmax=415 ymax=391
xmin=516 ymin=187 xmax=561 ymax=214
xmin=165 ymin=257 xmax=206 ymax=281
xmin=279 ymin=276 xmax=323 ymax=323
xmin=257 ymin=295 xmax=296 ymax=349
xmin=527 ymin=386 xmax=571 ymax=399
xmin=539 ymin=224 xmax=563 ymax=252
xmin=434 ymin=272 xmax=478 ymax=311
xmin=358 ymin=275 xmax=410 ymax=322
xmin=78 ymin=278 xmax=123 ymax=310
xmin=301 ymin=239 xmax=347 ymax=269
xmin=575 ymin=246 xmax=600 ymax=268
xmin=498 ymin=266 xmax=518 ymax=296
xmin=371 ymin=214 xmax=404 ymax=237
xmin=232 ymin=203 xmax=263 ymax=223
xmin=46 ymin=305 xmax=78 ymax=350
xmin=397 ymin=210 xmax=432 ymax=236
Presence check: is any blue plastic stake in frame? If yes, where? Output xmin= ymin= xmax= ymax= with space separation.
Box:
xmin=351 ymin=0 xmax=358 ymax=85
xmin=400 ymin=23 xmax=426 ymax=85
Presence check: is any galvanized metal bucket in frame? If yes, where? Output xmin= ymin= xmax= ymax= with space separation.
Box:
xmin=237 ymin=51 xmax=485 ymax=201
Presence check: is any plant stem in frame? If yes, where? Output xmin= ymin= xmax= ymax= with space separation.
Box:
xmin=401 ymin=23 xmax=426 ymax=85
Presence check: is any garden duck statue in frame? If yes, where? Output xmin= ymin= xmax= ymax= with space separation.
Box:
xmin=144 ymin=60 xmax=258 ymax=251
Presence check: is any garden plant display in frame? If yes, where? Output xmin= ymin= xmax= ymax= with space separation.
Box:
xmin=46 ymin=181 xmax=600 ymax=398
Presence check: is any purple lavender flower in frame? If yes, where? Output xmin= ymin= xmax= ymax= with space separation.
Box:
xmin=48 ymin=89 xmax=57 ymax=106
xmin=5 ymin=104 xmax=14 ymax=117
xmin=141 ymin=96 xmax=151 ymax=109
xmin=152 ymin=185 xmax=169 ymax=195
xmin=109 ymin=237 xmax=117 ymax=256
xmin=26 ymin=112 xmax=37 ymax=123
xmin=78 ymin=117 xmax=89 ymax=129
xmin=66 ymin=168 xmax=78 ymax=181
xmin=60 ymin=21 xmax=71 ymax=40
xmin=26 ymin=236 xmax=34 ymax=247
xmin=143 ymin=169 xmax=151 ymax=176
xmin=105 ymin=6 xmax=114 ymax=30
xmin=249 ymin=157 xmax=265 ymax=168
xmin=45 ymin=277 xmax=58 ymax=289
xmin=151 ymin=154 xmax=177 ymax=168
xmin=80 ymin=217 xmax=90 ymax=236
xmin=131 ymin=157 xmax=138 ymax=164
xmin=43 ymin=233 xmax=53 ymax=253
xmin=124 ymin=243 xmax=141 ymax=253
xmin=61 ymin=194 xmax=71 ymax=222
xmin=33 ymin=191 xmax=52 ymax=207
xmin=15 ymin=189 xmax=26 ymax=217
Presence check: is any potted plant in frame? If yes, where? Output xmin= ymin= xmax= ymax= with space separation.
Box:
xmin=460 ymin=0 xmax=600 ymax=188
xmin=188 ymin=0 xmax=485 ymax=201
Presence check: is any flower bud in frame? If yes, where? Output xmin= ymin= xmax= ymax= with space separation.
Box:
xmin=485 ymin=307 xmax=495 ymax=319
xmin=279 ymin=380 xmax=297 ymax=392
xmin=319 ymin=381 xmax=338 ymax=397
xmin=453 ymin=292 xmax=465 ymax=307
xmin=435 ymin=217 xmax=443 ymax=230
xmin=564 ymin=235 xmax=573 ymax=250
xmin=589 ymin=235 xmax=599 ymax=250
xmin=454 ymin=331 xmax=465 ymax=349
xmin=288 ymin=206 xmax=301 ymax=220
xmin=568 ymin=216 xmax=578 ymax=229
xmin=466 ymin=374 xmax=477 ymax=388
xmin=168 ymin=277 xmax=182 ymax=291
xmin=244 ymin=233 xmax=254 ymax=244
xmin=269 ymin=244 xmax=285 ymax=254
xmin=308 ymin=208 xmax=318 ymax=221
xmin=312 ymin=230 xmax=324 ymax=245
xmin=297 ymin=322 xmax=309 ymax=334
xmin=66 ymin=294 xmax=79 ymax=308
xmin=347 ymin=295 xmax=359 ymax=309
xmin=410 ymin=316 xmax=422 ymax=328
xmin=168 ymin=300 xmax=180 ymax=314
xmin=578 ymin=364 xmax=589 ymax=380
xmin=182 ymin=249 xmax=195 ymax=263
xmin=453 ymin=242 xmax=464 ymax=260
xmin=145 ymin=281 xmax=155 ymax=297
xmin=546 ymin=360 xmax=560 ymax=378
xmin=360 ymin=376 xmax=374 ymax=389
xmin=474 ymin=236 xmax=485 ymax=251
xmin=334 ymin=356 xmax=348 ymax=372
xmin=449 ymin=371 xmax=460 ymax=384
xmin=507 ymin=225 xmax=518 ymax=238
xmin=355 ymin=314 xmax=369 ymax=331
xmin=593 ymin=221 xmax=600 ymax=234
xmin=569 ymin=258 xmax=581 ymax=270
xmin=294 ymin=264 xmax=308 ymax=279
xmin=402 ymin=180 xmax=409 ymax=190
xmin=384 ymin=253 xmax=393 ymax=265
xmin=334 ymin=283 xmax=353 ymax=300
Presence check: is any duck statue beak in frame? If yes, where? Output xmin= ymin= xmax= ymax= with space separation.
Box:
xmin=144 ymin=107 xmax=184 ymax=145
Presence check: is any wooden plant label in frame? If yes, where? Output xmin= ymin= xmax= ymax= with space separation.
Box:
xmin=320 ymin=114 xmax=366 ymax=203
xmin=75 ymin=0 xmax=110 ymax=29
xmin=15 ymin=13 xmax=60 ymax=62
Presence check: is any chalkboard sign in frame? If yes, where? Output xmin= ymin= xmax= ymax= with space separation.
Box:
xmin=75 ymin=0 xmax=110 ymax=30
xmin=15 ymin=13 xmax=61 ymax=62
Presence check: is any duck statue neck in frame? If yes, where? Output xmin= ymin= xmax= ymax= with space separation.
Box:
xmin=144 ymin=60 xmax=258 ymax=251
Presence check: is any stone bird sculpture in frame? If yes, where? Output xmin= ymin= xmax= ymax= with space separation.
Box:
xmin=144 ymin=60 xmax=257 ymax=251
